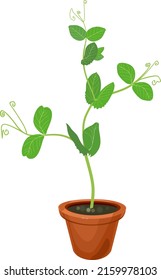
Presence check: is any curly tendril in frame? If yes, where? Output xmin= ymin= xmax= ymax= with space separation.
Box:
xmin=0 ymin=103 xmax=20 ymax=130
xmin=10 ymin=101 xmax=16 ymax=108
xmin=69 ymin=0 xmax=87 ymax=22
xmin=9 ymin=100 xmax=27 ymax=133
xmin=152 ymin=76 xmax=161 ymax=85
xmin=145 ymin=62 xmax=151 ymax=69
xmin=145 ymin=60 xmax=159 ymax=71
xmin=154 ymin=60 xmax=159 ymax=66
xmin=0 ymin=123 xmax=9 ymax=138
xmin=0 ymin=110 xmax=6 ymax=118
xmin=4 ymin=129 xmax=9 ymax=135
xmin=69 ymin=8 xmax=76 ymax=21
xmin=141 ymin=61 xmax=161 ymax=85
xmin=1 ymin=129 xmax=9 ymax=137
xmin=69 ymin=9 xmax=84 ymax=22
xmin=0 ymin=101 xmax=28 ymax=137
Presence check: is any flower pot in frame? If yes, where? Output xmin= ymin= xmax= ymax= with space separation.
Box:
xmin=59 ymin=199 xmax=126 ymax=260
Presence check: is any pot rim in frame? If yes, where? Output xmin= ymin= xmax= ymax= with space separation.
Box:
xmin=59 ymin=199 xmax=126 ymax=225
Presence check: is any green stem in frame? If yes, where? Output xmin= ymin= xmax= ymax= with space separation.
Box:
xmin=81 ymin=7 xmax=95 ymax=209
xmin=82 ymin=105 xmax=95 ymax=208
xmin=83 ymin=64 xmax=96 ymax=102
xmin=69 ymin=1 xmax=95 ymax=208
xmin=45 ymin=133 xmax=71 ymax=140
xmin=82 ymin=105 xmax=92 ymax=136
xmin=83 ymin=63 xmax=88 ymax=80
xmin=82 ymin=22 xmax=96 ymax=102
xmin=113 ymin=84 xmax=132 ymax=94
xmin=85 ymin=155 xmax=95 ymax=208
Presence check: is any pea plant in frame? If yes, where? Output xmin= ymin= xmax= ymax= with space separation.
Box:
xmin=1 ymin=0 xmax=160 ymax=210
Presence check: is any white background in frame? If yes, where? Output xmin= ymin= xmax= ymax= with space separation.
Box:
xmin=0 ymin=0 xmax=161 ymax=279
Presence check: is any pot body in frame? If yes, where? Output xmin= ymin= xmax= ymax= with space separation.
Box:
xmin=59 ymin=199 xmax=126 ymax=260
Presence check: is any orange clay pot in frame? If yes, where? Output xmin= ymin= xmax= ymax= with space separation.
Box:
xmin=59 ymin=199 xmax=126 ymax=260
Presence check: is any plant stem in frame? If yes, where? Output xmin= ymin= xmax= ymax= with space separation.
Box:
xmin=113 ymin=84 xmax=132 ymax=94
xmin=84 ymin=155 xmax=95 ymax=208
xmin=82 ymin=105 xmax=95 ymax=209
xmin=82 ymin=23 xmax=96 ymax=102
xmin=45 ymin=133 xmax=71 ymax=140
xmin=82 ymin=105 xmax=92 ymax=136
xmin=80 ymin=8 xmax=95 ymax=208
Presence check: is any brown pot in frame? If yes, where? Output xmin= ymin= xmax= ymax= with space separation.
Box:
xmin=59 ymin=199 xmax=126 ymax=260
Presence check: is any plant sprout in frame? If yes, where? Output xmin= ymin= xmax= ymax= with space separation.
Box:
xmin=1 ymin=0 xmax=161 ymax=210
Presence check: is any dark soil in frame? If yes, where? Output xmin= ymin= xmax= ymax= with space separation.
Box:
xmin=68 ymin=203 xmax=118 ymax=215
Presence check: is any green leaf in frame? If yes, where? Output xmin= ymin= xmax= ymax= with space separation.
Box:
xmin=117 ymin=63 xmax=135 ymax=84
xmin=67 ymin=124 xmax=88 ymax=156
xmin=69 ymin=25 xmax=86 ymax=41
xmin=81 ymin=43 xmax=98 ymax=65
xmin=95 ymin=47 xmax=104 ymax=61
xmin=86 ymin=27 xmax=106 ymax=41
xmin=22 ymin=135 xmax=44 ymax=159
xmin=83 ymin=123 xmax=100 ymax=156
xmin=85 ymin=73 xmax=101 ymax=104
xmin=132 ymin=82 xmax=153 ymax=101
xmin=34 ymin=106 xmax=52 ymax=135
xmin=93 ymin=82 xmax=115 ymax=109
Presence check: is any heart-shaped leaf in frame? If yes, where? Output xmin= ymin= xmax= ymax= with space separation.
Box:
xmin=93 ymin=82 xmax=115 ymax=109
xmin=85 ymin=73 xmax=101 ymax=104
xmin=117 ymin=63 xmax=135 ymax=84
xmin=67 ymin=124 xmax=88 ymax=156
xmin=34 ymin=106 xmax=52 ymax=134
xmin=69 ymin=25 xmax=86 ymax=41
xmin=81 ymin=43 xmax=98 ymax=65
xmin=22 ymin=135 xmax=44 ymax=159
xmin=86 ymin=27 xmax=106 ymax=41
xmin=83 ymin=123 xmax=100 ymax=156
xmin=132 ymin=82 xmax=153 ymax=101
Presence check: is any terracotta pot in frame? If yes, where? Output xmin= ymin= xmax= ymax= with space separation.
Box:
xmin=59 ymin=199 xmax=126 ymax=260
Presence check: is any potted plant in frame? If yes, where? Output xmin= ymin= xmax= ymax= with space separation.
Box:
xmin=0 ymin=0 xmax=160 ymax=260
